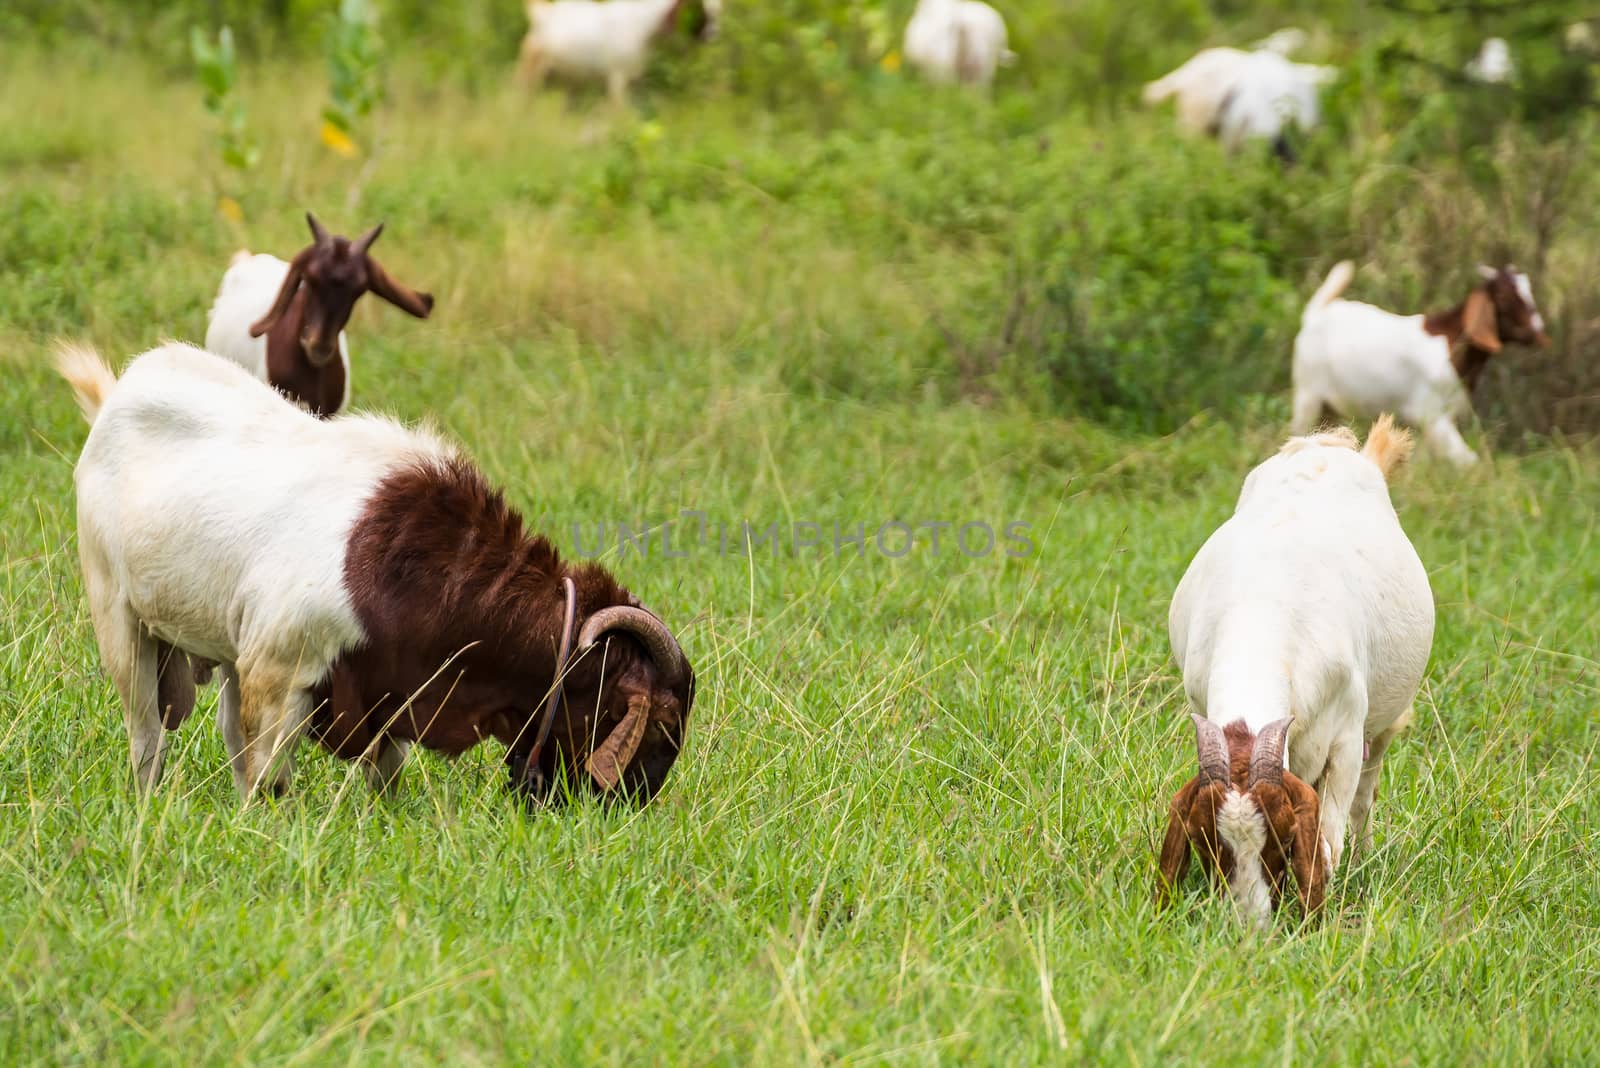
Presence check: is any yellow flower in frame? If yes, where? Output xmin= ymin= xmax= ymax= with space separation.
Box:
xmin=320 ymin=120 xmax=360 ymax=159
xmin=217 ymin=195 xmax=244 ymax=223
xmin=880 ymin=50 xmax=902 ymax=74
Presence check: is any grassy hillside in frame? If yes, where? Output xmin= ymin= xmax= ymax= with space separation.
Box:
xmin=2 ymin=31 xmax=1598 ymax=1066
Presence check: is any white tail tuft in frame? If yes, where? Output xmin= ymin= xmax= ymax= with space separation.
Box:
xmin=54 ymin=341 xmax=117 ymax=425
xmin=1303 ymin=260 xmax=1355 ymax=320
xmin=228 ymin=248 xmax=253 ymax=267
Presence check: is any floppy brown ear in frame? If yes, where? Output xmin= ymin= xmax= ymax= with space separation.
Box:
xmin=249 ymin=248 xmax=311 ymax=337
xmin=1284 ymin=774 xmax=1327 ymax=915
xmin=1462 ymin=289 xmax=1502 ymax=353
xmin=366 ymin=257 xmax=434 ymax=319
xmin=1155 ymin=777 xmax=1198 ymax=909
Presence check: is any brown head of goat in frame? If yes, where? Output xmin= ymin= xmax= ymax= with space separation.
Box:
xmin=248 ymin=212 xmax=434 ymax=415
xmin=1155 ymin=715 xmax=1328 ymax=925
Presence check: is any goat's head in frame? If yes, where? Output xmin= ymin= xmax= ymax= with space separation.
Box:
xmin=1156 ymin=715 xmax=1327 ymax=927
xmin=659 ymin=0 xmax=720 ymax=41
xmin=249 ymin=212 xmax=434 ymax=367
xmin=1466 ymin=264 xmax=1551 ymax=352
xmin=524 ymin=598 xmax=695 ymax=806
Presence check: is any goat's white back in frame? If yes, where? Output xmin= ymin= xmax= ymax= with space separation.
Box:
xmin=1295 ymin=299 xmax=1466 ymax=430
xmin=528 ymin=0 xmax=677 ymax=77
xmin=904 ymin=0 xmax=1012 ymax=86
xmin=1169 ymin=439 xmax=1433 ymax=762
xmin=1214 ymin=51 xmax=1332 ymax=148
xmin=74 ymin=343 xmax=439 ymax=669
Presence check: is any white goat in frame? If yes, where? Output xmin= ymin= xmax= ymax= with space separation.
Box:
xmin=1292 ymin=261 xmax=1551 ymax=466
xmin=1159 ymin=418 xmax=1434 ymax=926
xmin=1466 ymin=37 xmax=1514 ymax=84
xmin=1213 ymin=51 xmax=1336 ymax=157
xmin=903 ymin=0 xmax=1015 ymax=87
xmin=1143 ymin=38 xmax=1333 ymax=157
xmin=515 ymin=0 xmax=719 ymax=106
xmin=57 ymin=342 xmax=694 ymax=805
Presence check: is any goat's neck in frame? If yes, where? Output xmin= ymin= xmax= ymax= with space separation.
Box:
xmin=262 ymin=287 xmax=345 ymax=416
xmin=1422 ymin=293 xmax=1492 ymax=393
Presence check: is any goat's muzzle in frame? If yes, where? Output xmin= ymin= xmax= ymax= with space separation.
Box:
xmin=301 ymin=333 xmax=339 ymax=368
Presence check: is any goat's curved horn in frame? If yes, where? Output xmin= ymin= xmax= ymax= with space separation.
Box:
xmin=1190 ymin=714 xmax=1230 ymax=785
xmin=578 ymin=606 xmax=686 ymax=689
xmin=354 ymin=222 xmax=385 ymax=257
xmin=306 ymin=211 xmax=331 ymax=247
xmin=1248 ymin=717 xmax=1292 ymax=789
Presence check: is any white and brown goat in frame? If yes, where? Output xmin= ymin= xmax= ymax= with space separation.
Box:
xmin=58 ymin=341 xmax=692 ymax=805
xmin=1158 ymin=418 xmax=1434 ymax=925
xmin=205 ymin=213 xmax=433 ymax=418
xmin=1292 ymin=261 xmax=1550 ymax=466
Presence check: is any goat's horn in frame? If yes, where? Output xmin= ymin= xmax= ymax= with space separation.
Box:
xmin=1190 ymin=714 xmax=1231 ymax=785
xmin=586 ymin=694 xmax=650 ymax=791
xmin=578 ymin=606 xmax=686 ymax=689
xmin=354 ymin=222 xmax=384 ymax=256
xmin=1248 ymin=718 xmax=1292 ymax=789
xmin=306 ymin=211 xmax=331 ymax=247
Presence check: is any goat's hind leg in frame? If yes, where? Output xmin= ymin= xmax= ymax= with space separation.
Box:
xmin=94 ymin=600 xmax=166 ymax=793
xmin=1289 ymin=389 xmax=1325 ymax=436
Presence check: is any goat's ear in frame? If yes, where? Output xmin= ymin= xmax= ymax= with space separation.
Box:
xmin=365 ymin=257 xmax=434 ymax=320
xmin=1284 ymin=773 xmax=1327 ymax=915
xmin=1155 ymin=777 xmax=1199 ymax=909
xmin=249 ymin=249 xmax=310 ymax=338
xmin=1462 ymin=289 xmax=1502 ymax=353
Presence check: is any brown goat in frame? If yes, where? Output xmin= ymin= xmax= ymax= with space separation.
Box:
xmin=305 ymin=458 xmax=696 ymax=805
xmin=205 ymin=212 xmax=434 ymax=417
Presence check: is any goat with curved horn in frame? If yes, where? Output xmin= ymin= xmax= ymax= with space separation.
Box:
xmin=1247 ymin=718 xmax=1291 ymax=789
xmin=1191 ymin=713 xmax=1232 ymax=785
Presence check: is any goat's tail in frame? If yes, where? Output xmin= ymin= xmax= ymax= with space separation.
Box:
xmin=1303 ymin=260 xmax=1354 ymax=320
xmin=1362 ymin=413 xmax=1413 ymax=481
xmin=1141 ymin=70 xmax=1179 ymax=105
xmin=228 ymin=248 xmax=253 ymax=268
xmin=55 ymin=341 xmax=117 ymax=425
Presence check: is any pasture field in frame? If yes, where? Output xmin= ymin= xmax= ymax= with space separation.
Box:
xmin=3 ymin=38 xmax=1600 ymax=1066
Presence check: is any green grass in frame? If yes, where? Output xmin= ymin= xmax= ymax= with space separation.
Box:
xmin=3 ymin=48 xmax=1599 ymax=1065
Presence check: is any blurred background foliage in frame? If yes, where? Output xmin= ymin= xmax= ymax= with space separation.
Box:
xmin=2 ymin=0 xmax=1597 ymax=437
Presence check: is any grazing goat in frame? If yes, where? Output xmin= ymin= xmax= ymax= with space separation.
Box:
xmin=1292 ymin=261 xmax=1550 ymax=466
xmin=1143 ymin=42 xmax=1333 ymax=159
xmin=57 ymin=342 xmax=694 ymax=806
xmin=515 ymin=0 xmax=720 ymax=107
xmin=1159 ymin=418 xmax=1434 ymax=926
xmin=903 ymin=0 xmax=1015 ymax=87
xmin=204 ymin=213 xmax=433 ymax=418
xmin=1466 ymin=37 xmax=1514 ymax=84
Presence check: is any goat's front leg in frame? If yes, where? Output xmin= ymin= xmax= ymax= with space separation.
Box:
xmin=363 ymin=737 xmax=410 ymax=796
xmin=1423 ymin=416 xmax=1479 ymax=467
xmin=606 ymin=69 xmax=630 ymax=109
xmin=1314 ymin=729 xmax=1365 ymax=873
xmin=216 ymin=663 xmax=248 ymax=796
xmin=236 ymin=662 xmax=314 ymax=801
xmin=1347 ymin=708 xmax=1412 ymax=865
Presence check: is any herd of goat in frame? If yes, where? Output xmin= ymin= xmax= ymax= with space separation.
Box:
xmin=46 ymin=3 xmax=1560 ymax=929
